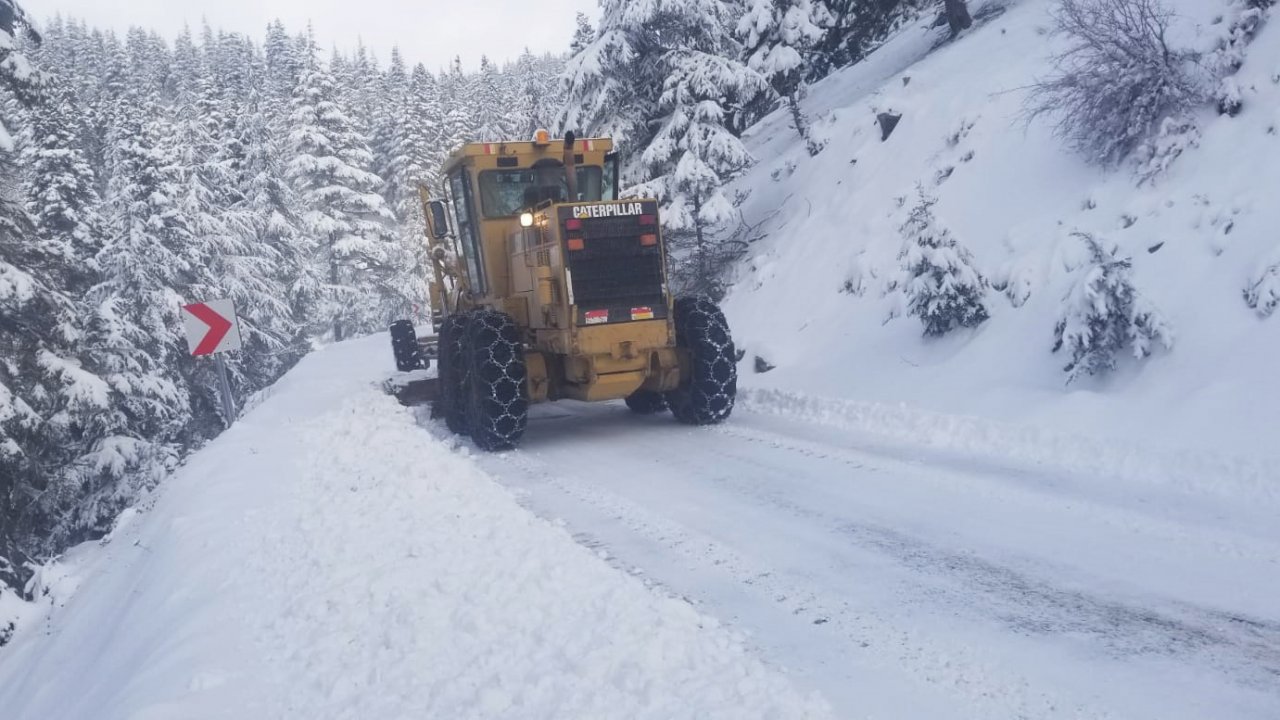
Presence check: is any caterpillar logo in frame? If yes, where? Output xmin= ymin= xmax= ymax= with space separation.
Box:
xmin=571 ymin=202 xmax=645 ymax=219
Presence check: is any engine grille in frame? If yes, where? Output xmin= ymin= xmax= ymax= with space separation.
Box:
xmin=558 ymin=200 xmax=667 ymax=325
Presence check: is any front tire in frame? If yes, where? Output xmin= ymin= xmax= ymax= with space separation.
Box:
xmin=666 ymin=296 xmax=737 ymax=425
xmin=436 ymin=313 xmax=470 ymax=434
xmin=464 ymin=310 xmax=528 ymax=451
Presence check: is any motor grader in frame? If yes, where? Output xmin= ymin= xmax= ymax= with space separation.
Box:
xmin=386 ymin=131 xmax=736 ymax=451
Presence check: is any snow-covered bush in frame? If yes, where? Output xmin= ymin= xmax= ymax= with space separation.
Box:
xmin=1027 ymin=0 xmax=1205 ymax=165
xmin=895 ymin=193 xmax=989 ymax=337
xmin=1053 ymin=233 xmax=1173 ymax=381
xmin=1216 ymin=76 xmax=1244 ymax=116
xmin=1210 ymin=1 xmax=1270 ymax=76
xmin=1132 ymin=114 xmax=1200 ymax=184
xmin=1243 ymin=251 xmax=1280 ymax=318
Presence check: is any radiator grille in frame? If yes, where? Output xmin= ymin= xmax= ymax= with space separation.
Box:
xmin=559 ymin=200 xmax=667 ymax=325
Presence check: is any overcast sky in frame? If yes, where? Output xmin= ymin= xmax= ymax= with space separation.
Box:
xmin=39 ymin=0 xmax=598 ymax=70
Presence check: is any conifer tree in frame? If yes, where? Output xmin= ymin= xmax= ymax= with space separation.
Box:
xmin=441 ymin=56 xmax=475 ymax=147
xmin=737 ymin=0 xmax=827 ymax=154
xmin=1053 ymin=232 xmax=1172 ymax=380
xmin=286 ymin=52 xmax=407 ymax=340
xmin=74 ymin=88 xmax=191 ymax=542
xmin=0 ymin=0 xmax=67 ymax=590
xmin=896 ymin=193 xmax=989 ymax=337
xmin=570 ymin=12 xmax=595 ymax=55
xmin=587 ymin=0 xmax=767 ymax=296
xmin=473 ymin=56 xmax=510 ymax=142
xmin=21 ymin=75 xmax=102 ymax=283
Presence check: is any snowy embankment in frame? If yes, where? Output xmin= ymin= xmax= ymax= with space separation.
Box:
xmin=726 ymin=0 xmax=1280 ymax=459
xmin=0 ymin=335 xmax=829 ymax=720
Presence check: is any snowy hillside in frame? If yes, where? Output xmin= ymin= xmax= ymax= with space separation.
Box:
xmin=0 ymin=335 xmax=830 ymax=720
xmin=725 ymin=0 xmax=1280 ymax=457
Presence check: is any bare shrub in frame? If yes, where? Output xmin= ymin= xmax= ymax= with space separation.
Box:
xmin=1027 ymin=0 xmax=1206 ymax=165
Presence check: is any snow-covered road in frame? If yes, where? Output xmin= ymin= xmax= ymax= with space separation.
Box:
xmin=452 ymin=397 xmax=1280 ymax=720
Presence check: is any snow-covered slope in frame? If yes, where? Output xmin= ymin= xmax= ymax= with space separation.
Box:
xmin=725 ymin=0 xmax=1280 ymax=458
xmin=0 ymin=335 xmax=829 ymax=720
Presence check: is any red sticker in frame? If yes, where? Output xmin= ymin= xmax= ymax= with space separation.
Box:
xmin=584 ymin=309 xmax=609 ymax=325
xmin=630 ymin=306 xmax=654 ymax=321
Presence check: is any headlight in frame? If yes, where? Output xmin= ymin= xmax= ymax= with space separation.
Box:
xmin=519 ymin=212 xmax=535 ymax=228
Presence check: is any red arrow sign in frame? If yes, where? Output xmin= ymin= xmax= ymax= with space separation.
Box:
xmin=184 ymin=302 xmax=234 ymax=356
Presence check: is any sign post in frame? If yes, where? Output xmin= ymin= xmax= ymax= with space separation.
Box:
xmin=181 ymin=299 xmax=244 ymax=428
xmin=214 ymin=354 xmax=235 ymax=429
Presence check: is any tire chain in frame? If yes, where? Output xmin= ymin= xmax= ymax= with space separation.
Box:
xmin=667 ymin=296 xmax=737 ymax=425
xmin=465 ymin=310 xmax=528 ymax=450
xmin=437 ymin=313 xmax=471 ymax=434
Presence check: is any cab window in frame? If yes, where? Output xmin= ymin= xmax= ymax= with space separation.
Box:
xmin=603 ymin=152 xmax=619 ymax=201
xmin=477 ymin=166 xmax=605 ymax=218
xmin=448 ymin=170 xmax=486 ymax=295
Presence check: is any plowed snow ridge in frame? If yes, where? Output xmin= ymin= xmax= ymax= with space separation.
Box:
xmin=0 ymin=335 xmax=830 ymax=720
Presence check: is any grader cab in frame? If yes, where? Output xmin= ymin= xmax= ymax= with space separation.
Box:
xmin=386 ymin=131 xmax=736 ymax=451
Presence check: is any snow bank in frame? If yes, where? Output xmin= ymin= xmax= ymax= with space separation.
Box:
xmin=0 ymin=335 xmax=830 ymax=720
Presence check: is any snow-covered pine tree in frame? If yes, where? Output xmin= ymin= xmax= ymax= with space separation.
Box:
xmin=398 ymin=62 xmax=445 ymax=205
xmin=263 ymin=20 xmax=303 ymax=119
xmin=440 ymin=56 xmax=475 ymax=148
xmin=286 ymin=51 xmax=410 ymax=341
xmin=808 ymin=0 xmax=924 ymax=80
xmin=13 ymin=78 xmax=121 ymax=568
xmin=567 ymin=0 xmax=767 ymax=297
xmin=0 ymin=0 xmax=72 ymax=592
xmin=371 ymin=46 xmax=409 ymax=209
xmin=557 ymin=2 xmax=653 ymax=159
xmin=512 ymin=48 xmax=558 ymax=138
xmin=895 ymin=192 xmax=989 ymax=336
xmin=20 ymin=74 xmax=102 ymax=286
xmin=737 ymin=0 xmax=828 ymax=154
xmin=78 ymin=31 xmax=128 ymax=195
xmin=472 ymin=55 xmax=509 ymax=142
xmin=172 ymin=26 xmax=201 ymax=100
xmin=170 ymin=63 xmax=282 ymax=430
xmin=73 ymin=87 xmax=191 ymax=546
xmin=232 ymin=87 xmax=306 ymax=383
xmin=570 ymin=12 xmax=595 ymax=55
xmin=388 ymin=64 xmax=445 ymax=267
xmin=348 ymin=43 xmax=382 ymax=137
xmin=1053 ymin=232 xmax=1172 ymax=381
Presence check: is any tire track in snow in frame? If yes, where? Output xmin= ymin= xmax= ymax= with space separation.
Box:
xmin=707 ymin=422 xmax=1280 ymax=690
xmin=444 ymin=413 xmax=1120 ymax=720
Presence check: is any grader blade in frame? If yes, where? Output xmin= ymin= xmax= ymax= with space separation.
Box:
xmin=382 ymin=372 xmax=440 ymax=407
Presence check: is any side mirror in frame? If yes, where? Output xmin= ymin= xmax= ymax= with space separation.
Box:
xmin=425 ymin=200 xmax=451 ymax=240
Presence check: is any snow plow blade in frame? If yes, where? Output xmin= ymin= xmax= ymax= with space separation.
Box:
xmin=382 ymin=372 xmax=439 ymax=407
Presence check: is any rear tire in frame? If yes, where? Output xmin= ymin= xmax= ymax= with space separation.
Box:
xmin=464 ymin=310 xmax=528 ymax=451
xmin=625 ymin=390 xmax=668 ymax=414
xmin=389 ymin=319 xmax=426 ymax=372
xmin=666 ymin=296 xmax=737 ymax=425
xmin=436 ymin=313 xmax=470 ymax=434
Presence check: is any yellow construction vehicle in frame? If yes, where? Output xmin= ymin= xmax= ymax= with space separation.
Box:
xmin=386 ymin=130 xmax=736 ymax=450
